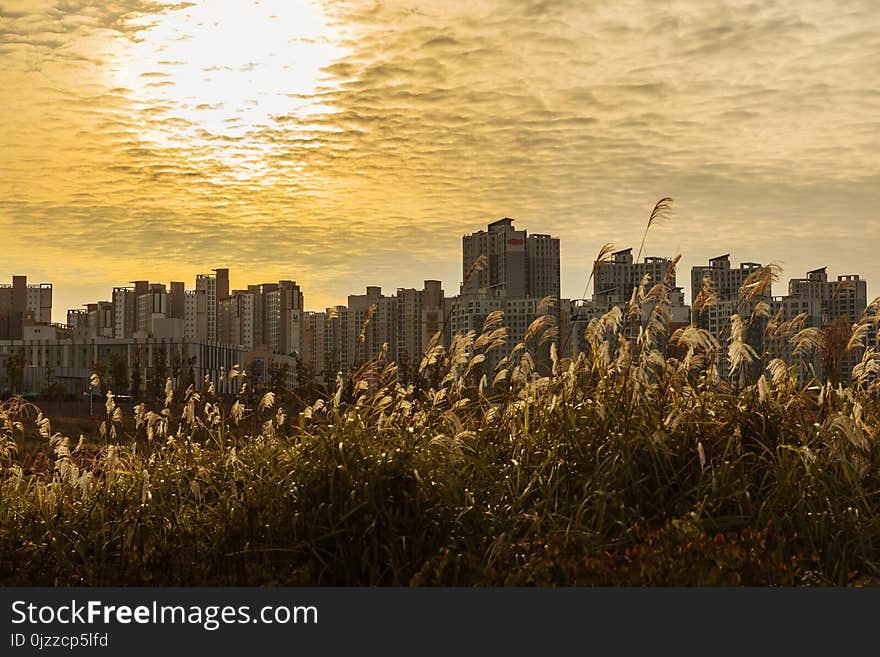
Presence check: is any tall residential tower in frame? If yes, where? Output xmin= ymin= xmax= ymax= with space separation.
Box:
xmin=461 ymin=218 xmax=560 ymax=298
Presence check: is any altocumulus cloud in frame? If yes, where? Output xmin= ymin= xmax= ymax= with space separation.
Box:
xmin=0 ymin=0 xmax=878 ymax=319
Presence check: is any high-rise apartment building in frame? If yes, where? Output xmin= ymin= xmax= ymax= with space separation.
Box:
xmin=395 ymin=280 xmax=445 ymax=371
xmin=786 ymin=268 xmax=867 ymax=324
xmin=110 ymin=280 xmax=148 ymax=338
xmin=564 ymin=248 xmax=689 ymax=359
xmin=449 ymin=219 xmax=563 ymax=380
xmin=219 ymin=290 xmax=256 ymax=350
xmin=324 ymin=305 xmax=349 ymax=380
xmin=770 ymin=268 xmax=869 ymax=382
xmin=278 ymin=280 xmax=304 ymax=356
xmin=527 ymin=233 xmax=561 ymax=299
xmin=194 ymin=269 xmax=229 ymax=343
xmin=462 ymin=218 xmax=526 ymax=296
xmin=690 ymin=254 xmax=765 ymax=305
xmin=0 ymin=276 xmax=28 ymax=315
xmin=168 ymin=281 xmax=186 ymax=320
xmin=0 ymin=275 xmax=52 ymax=339
xmin=25 ymin=283 xmax=53 ymax=324
xmin=112 ymin=286 xmax=138 ymax=339
xmin=594 ymin=249 xmax=675 ymax=307
xmin=344 ymin=286 xmax=396 ymax=371
xmin=247 ymin=284 xmax=265 ymax=350
xmin=302 ymin=310 xmax=327 ymax=381
xmin=296 ymin=281 xmax=446 ymax=382
xmin=461 ymin=218 xmax=560 ymax=298
xmin=259 ymin=280 xmax=303 ymax=356
xmin=68 ymin=302 xmax=114 ymax=340
xmin=447 ymin=294 xmax=560 ymax=374
xmin=214 ymin=268 xmax=230 ymax=303
xmin=136 ymin=283 xmax=168 ymax=335
xmin=690 ymin=255 xmax=771 ymax=372
xmin=184 ymin=289 xmax=207 ymax=340
xmin=196 ymin=274 xmax=217 ymax=342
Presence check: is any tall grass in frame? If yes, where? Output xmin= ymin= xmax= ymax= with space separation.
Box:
xmin=1 ymin=267 xmax=879 ymax=586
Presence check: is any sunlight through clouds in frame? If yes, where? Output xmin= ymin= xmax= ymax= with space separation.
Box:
xmin=114 ymin=0 xmax=347 ymax=175
xmin=0 ymin=0 xmax=878 ymax=320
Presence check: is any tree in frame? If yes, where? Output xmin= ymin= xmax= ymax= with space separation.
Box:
xmin=109 ymin=351 xmax=128 ymax=394
xmin=130 ymin=347 xmax=142 ymax=401
xmin=184 ymin=356 xmax=196 ymax=391
xmin=92 ymin=359 xmax=108 ymax=396
xmin=4 ymin=349 xmax=26 ymax=395
xmin=397 ymin=350 xmax=419 ymax=387
xmin=150 ymin=346 xmax=168 ymax=402
xmin=171 ymin=351 xmax=182 ymax=392
xmin=42 ymin=366 xmax=63 ymax=401
xmin=293 ymin=353 xmax=323 ymax=404
xmin=267 ymin=361 xmax=291 ymax=394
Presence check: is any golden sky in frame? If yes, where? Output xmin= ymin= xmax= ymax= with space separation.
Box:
xmin=1 ymin=0 xmax=878 ymax=321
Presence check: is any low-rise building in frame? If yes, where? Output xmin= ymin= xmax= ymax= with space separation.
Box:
xmin=0 ymin=335 xmax=245 ymax=397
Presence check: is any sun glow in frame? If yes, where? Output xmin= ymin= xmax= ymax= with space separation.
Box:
xmin=114 ymin=0 xmax=346 ymax=170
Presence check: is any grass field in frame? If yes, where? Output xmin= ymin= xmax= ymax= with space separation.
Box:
xmin=2 ymin=269 xmax=879 ymax=586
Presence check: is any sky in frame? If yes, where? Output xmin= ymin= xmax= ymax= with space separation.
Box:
xmin=1 ymin=0 xmax=878 ymax=322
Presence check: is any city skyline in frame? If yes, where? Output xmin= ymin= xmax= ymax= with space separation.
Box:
xmin=2 ymin=1 xmax=878 ymax=322
xmin=7 ymin=231 xmax=876 ymax=325
xmin=2 ymin=213 xmax=874 ymax=396
xmin=4 ymin=248 xmax=877 ymax=327
xmin=4 ymin=216 xmax=871 ymax=381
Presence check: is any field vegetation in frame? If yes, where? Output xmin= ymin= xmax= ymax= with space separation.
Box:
xmin=2 ymin=235 xmax=879 ymax=585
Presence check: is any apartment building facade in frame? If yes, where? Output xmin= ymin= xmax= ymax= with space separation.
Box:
xmin=196 ymin=269 xmax=229 ymax=343
xmin=461 ymin=218 xmax=560 ymax=298
xmin=0 ymin=276 xmax=53 ymax=340
xmin=395 ymin=280 xmax=445 ymax=373
xmin=770 ymin=268 xmax=870 ymax=382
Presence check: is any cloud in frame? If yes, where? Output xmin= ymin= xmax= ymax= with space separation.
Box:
xmin=1 ymin=0 xmax=879 ymax=320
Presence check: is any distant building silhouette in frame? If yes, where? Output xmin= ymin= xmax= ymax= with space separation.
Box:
xmin=1 ymin=221 xmax=875 ymax=395
xmin=0 ymin=275 xmax=52 ymax=340
xmin=461 ymin=218 xmax=560 ymax=299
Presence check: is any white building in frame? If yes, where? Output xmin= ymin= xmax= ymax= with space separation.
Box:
xmin=594 ymin=249 xmax=673 ymax=306
xmin=395 ymin=280 xmax=445 ymax=373
xmin=219 ymin=290 xmax=256 ymax=351
xmin=690 ymin=254 xmax=766 ymax=305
